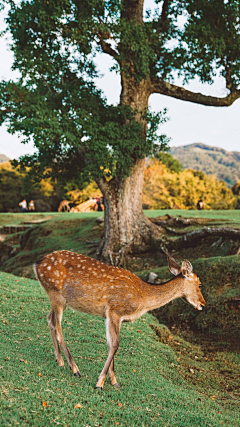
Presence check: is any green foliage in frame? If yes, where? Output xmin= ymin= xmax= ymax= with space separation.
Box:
xmin=154 ymin=152 xmax=183 ymax=172
xmin=1 ymin=0 xmax=240 ymax=190
xmin=182 ymin=0 xmax=240 ymax=87
xmin=0 ymin=0 xmax=169 ymax=186
xmin=170 ymin=143 xmax=240 ymax=188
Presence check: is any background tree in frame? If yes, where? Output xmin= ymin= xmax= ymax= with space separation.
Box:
xmin=1 ymin=0 xmax=240 ymax=262
xmin=143 ymin=158 xmax=236 ymax=210
xmin=154 ymin=152 xmax=183 ymax=173
xmin=0 ymin=161 xmax=68 ymax=212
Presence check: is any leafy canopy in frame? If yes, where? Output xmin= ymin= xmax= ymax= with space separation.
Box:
xmin=0 ymin=0 xmax=170 ymax=185
xmin=1 ymin=0 xmax=240 ymax=186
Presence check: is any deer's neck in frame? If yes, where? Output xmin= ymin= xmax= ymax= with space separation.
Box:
xmin=141 ymin=277 xmax=184 ymax=312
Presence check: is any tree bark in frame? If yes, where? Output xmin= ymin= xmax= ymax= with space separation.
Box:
xmin=96 ymin=158 xmax=163 ymax=264
xmin=150 ymin=77 xmax=240 ymax=106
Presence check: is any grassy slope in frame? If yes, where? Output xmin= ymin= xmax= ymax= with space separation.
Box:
xmin=1 ymin=210 xmax=239 ymax=278
xmin=1 ymin=272 xmax=240 ymax=427
xmin=0 ymin=209 xmax=240 ymax=227
xmin=136 ymin=255 xmax=240 ymax=340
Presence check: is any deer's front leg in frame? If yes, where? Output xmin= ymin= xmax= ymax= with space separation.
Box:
xmin=95 ymin=313 xmax=121 ymax=390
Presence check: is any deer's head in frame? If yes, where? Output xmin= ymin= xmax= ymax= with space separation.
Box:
xmin=168 ymin=256 xmax=206 ymax=311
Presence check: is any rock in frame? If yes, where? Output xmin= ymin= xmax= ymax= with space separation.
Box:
xmin=148 ymin=272 xmax=158 ymax=283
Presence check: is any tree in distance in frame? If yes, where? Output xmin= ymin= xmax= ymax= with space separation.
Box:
xmin=1 ymin=0 xmax=240 ymax=263
xmin=154 ymin=152 xmax=183 ymax=173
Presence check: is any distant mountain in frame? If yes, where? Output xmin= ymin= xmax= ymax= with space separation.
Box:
xmin=170 ymin=143 xmax=240 ymax=187
xmin=0 ymin=154 xmax=10 ymax=164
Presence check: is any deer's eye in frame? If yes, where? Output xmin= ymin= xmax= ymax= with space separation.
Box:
xmin=199 ymin=284 xmax=202 ymax=288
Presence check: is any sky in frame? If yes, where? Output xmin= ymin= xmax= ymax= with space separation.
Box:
xmin=0 ymin=3 xmax=240 ymax=160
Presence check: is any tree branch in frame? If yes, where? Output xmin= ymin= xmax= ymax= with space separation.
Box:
xmin=150 ymin=76 xmax=240 ymax=106
xmin=39 ymin=74 xmax=54 ymax=94
xmin=98 ymin=37 xmax=119 ymax=61
xmin=157 ymin=0 xmax=169 ymax=33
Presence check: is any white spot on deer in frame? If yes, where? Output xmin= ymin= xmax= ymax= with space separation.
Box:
xmin=54 ymin=271 xmax=60 ymax=277
xmin=47 ymin=266 xmax=51 ymax=270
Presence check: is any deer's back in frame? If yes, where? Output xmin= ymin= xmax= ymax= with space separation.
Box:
xmin=34 ymin=250 xmax=147 ymax=319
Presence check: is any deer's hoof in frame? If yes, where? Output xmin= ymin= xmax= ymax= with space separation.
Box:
xmin=74 ymin=371 xmax=81 ymax=378
xmin=95 ymin=386 xmax=103 ymax=391
xmin=113 ymin=382 xmax=121 ymax=388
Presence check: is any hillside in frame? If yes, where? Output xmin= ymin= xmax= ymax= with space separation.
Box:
xmin=170 ymin=143 xmax=240 ymax=187
xmin=0 ymin=154 xmax=10 ymax=164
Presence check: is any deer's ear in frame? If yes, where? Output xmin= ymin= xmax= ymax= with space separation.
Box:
xmin=168 ymin=256 xmax=181 ymax=276
xmin=181 ymin=260 xmax=193 ymax=277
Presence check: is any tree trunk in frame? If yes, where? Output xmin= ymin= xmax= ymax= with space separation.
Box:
xmin=94 ymin=66 xmax=163 ymax=263
xmin=96 ymin=158 xmax=163 ymax=264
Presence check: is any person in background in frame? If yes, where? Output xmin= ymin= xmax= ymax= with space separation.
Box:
xmin=197 ymin=199 xmax=204 ymax=210
xmin=96 ymin=196 xmax=103 ymax=212
xmin=28 ymin=200 xmax=35 ymax=211
xmin=19 ymin=199 xmax=28 ymax=212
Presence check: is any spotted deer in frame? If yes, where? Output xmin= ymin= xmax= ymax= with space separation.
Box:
xmin=34 ymin=251 xmax=205 ymax=389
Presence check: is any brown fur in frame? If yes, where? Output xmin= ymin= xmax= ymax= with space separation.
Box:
xmin=34 ymin=251 xmax=205 ymax=389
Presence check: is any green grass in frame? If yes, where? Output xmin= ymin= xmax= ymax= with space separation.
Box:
xmin=0 ymin=216 xmax=104 ymax=278
xmin=0 ymin=209 xmax=240 ymax=229
xmin=1 ymin=272 xmax=239 ymax=427
xmin=144 ymin=209 xmax=240 ymax=224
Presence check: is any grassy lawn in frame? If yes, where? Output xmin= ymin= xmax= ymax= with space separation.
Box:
xmin=0 ymin=209 xmax=240 ymax=229
xmin=1 ymin=272 xmax=240 ymax=427
xmin=145 ymin=209 xmax=240 ymax=222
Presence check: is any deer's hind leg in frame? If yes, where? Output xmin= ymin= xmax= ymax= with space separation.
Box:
xmin=47 ymin=309 xmax=64 ymax=368
xmin=95 ymin=313 xmax=121 ymax=390
xmin=48 ymin=293 xmax=81 ymax=377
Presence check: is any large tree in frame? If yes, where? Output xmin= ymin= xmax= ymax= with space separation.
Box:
xmin=1 ymin=0 xmax=240 ymax=263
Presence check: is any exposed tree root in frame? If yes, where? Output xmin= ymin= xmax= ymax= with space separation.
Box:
xmin=160 ymin=227 xmax=240 ymax=253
